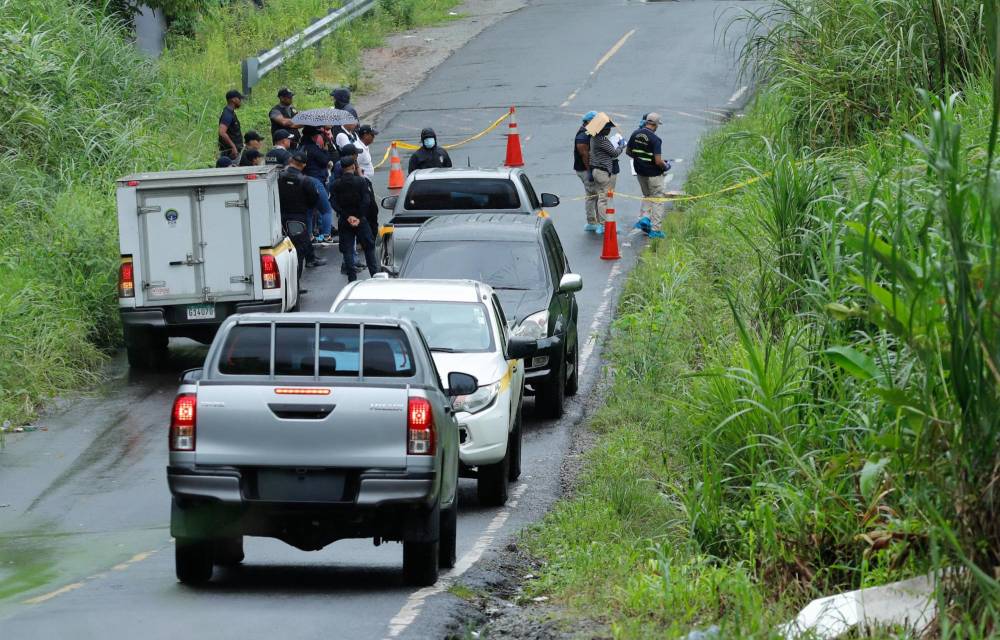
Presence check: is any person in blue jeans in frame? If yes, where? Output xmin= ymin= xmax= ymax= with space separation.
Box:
xmin=299 ymin=126 xmax=338 ymax=242
xmin=331 ymin=157 xmax=377 ymax=282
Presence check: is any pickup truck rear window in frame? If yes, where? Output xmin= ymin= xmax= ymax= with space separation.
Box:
xmin=318 ymin=326 xmax=415 ymax=377
xmin=218 ymin=323 xmax=416 ymax=378
xmin=219 ymin=324 xmax=270 ymax=375
xmin=404 ymin=179 xmax=521 ymax=210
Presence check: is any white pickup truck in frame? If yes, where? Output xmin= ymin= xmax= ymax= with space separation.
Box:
xmin=116 ymin=166 xmax=299 ymax=368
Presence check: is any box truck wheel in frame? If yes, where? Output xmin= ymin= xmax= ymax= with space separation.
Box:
xmin=125 ymin=327 xmax=168 ymax=370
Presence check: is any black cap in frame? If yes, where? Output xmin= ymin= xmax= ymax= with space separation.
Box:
xmin=239 ymin=149 xmax=262 ymax=166
xmin=420 ymin=127 xmax=436 ymax=140
xmin=331 ymin=87 xmax=351 ymax=102
xmin=216 ymin=155 xmax=233 ymax=168
xmin=340 ymin=156 xmax=356 ymax=168
xmin=272 ymin=129 xmax=294 ymax=142
xmin=277 ymin=87 xmax=294 ymax=98
xmin=301 ymin=126 xmax=321 ymax=138
xmin=244 ymin=130 xmax=263 ymax=143
xmin=358 ymin=124 xmax=378 ymax=136
xmin=339 ymin=144 xmax=358 ymax=157
xmin=290 ymin=151 xmax=308 ymax=164
xmin=225 ymin=89 xmax=244 ymax=101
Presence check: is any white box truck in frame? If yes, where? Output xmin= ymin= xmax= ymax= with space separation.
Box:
xmin=116 ymin=165 xmax=299 ymax=368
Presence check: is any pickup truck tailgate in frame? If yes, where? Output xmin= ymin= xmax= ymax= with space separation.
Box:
xmin=195 ymin=385 xmax=408 ymax=468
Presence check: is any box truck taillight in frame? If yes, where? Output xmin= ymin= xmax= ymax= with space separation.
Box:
xmin=260 ymin=253 xmax=279 ymax=289
xmin=170 ymin=394 xmax=196 ymax=451
xmin=119 ymin=257 xmax=135 ymax=298
xmin=407 ymin=397 xmax=435 ymax=455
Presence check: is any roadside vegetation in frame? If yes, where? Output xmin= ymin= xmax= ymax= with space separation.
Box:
xmin=526 ymin=0 xmax=1000 ymax=636
xmin=0 ymin=0 xmax=459 ymax=432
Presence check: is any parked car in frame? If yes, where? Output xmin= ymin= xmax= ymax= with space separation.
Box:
xmin=116 ymin=165 xmax=299 ymax=369
xmin=167 ymin=312 xmax=476 ymax=587
xmin=397 ymin=214 xmax=582 ymax=418
xmin=332 ymin=279 xmax=539 ymax=505
xmin=377 ymin=168 xmax=560 ymax=275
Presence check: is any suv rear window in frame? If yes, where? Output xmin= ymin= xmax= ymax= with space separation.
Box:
xmin=218 ymin=323 xmax=416 ymax=378
xmin=404 ymin=179 xmax=520 ymax=210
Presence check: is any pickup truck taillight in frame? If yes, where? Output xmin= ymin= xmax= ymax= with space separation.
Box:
xmin=260 ymin=253 xmax=279 ymax=289
xmin=407 ymin=397 xmax=435 ymax=455
xmin=119 ymin=256 xmax=135 ymax=298
xmin=170 ymin=394 xmax=196 ymax=451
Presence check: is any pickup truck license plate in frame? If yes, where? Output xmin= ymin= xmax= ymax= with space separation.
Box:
xmin=186 ymin=304 xmax=216 ymax=321
xmin=256 ymin=470 xmax=345 ymax=502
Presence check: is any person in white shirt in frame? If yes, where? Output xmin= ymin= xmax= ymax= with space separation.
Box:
xmin=335 ymin=122 xmax=360 ymax=157
xmin=355 ymin=124 xmax=378 ymax=180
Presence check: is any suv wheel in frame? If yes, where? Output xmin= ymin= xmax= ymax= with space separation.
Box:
xmin=439 ymin=497 xmax=457 ymax=569
xmin=477 ymin=437 xmax=511 ymax=506
xmin=214 ymin=537 xmax=244 ymax=567
xmin=508 ymin=406 xmax=523 ymax=482
xmin=566 ymin=336 xmax=579 ymax=397
xmin=535 ymin=350 xmax=566 ymax=419
xmin=175 ymin=538 xmax=213 ymax=584
xmin=403 ymin=540 xmax=440 ymax=586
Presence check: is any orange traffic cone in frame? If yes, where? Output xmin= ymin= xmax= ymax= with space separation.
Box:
xmin=600 ymin=190 xmax=620 ymax=260
xmin=504 ymin=106 xmax=524 ymax=167
xmin=388 ymin=141 xmax=405 ymax=189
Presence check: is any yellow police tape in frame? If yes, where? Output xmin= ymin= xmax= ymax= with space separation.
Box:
xmin=373 ymin=110 xmax=512 ymax=170
xmin=573 ymin=173 xmax=767 ymax=204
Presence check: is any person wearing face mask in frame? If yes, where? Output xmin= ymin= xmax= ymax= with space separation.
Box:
xmin=408 ymin=128 xmax=452 ymax=173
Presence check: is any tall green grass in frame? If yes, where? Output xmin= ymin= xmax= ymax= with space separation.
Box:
xmin=525 ymin=0 xmax=1000 ymax=636
xmin=0 ymin=0 xmax=458 ymax=429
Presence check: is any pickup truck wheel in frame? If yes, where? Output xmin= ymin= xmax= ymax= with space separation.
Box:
xmin=535 ymin=350 xmax=566 ymax=419
xmin=477 ymin=443 xmax=511 ymax=506
xmin=402 ymin=540 xmax=439 ymax=586
xmin=439 ymin=499 xmax=457 ymax=569
xmin=565 ymin=337 xmax=579 ymax=397
xmin=508 ymin=406 xmax=523 ymax=482
xmin=214 ymin=537 xmax=244 ymax=567
xmin=175 ymin=538 xmax=213 ymax=585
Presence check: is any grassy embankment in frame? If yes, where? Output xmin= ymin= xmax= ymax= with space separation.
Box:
xmin=524 ymin=0 xmax=1000 ymax=637
xmin=0 ymin=0 xmax=459 ymax=433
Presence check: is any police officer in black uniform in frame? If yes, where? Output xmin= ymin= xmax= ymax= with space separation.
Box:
xmin=265 ymin=129 xmax=295 ymax=167
xmin=407 ymin=128 xmax=453 ymax=173
xmin=278 ymin=152 xmax=328 ymax=282
xmin=269 ymin=88 xmax=300 ymax=148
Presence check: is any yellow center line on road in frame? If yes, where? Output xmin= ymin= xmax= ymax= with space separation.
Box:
xmin=560 ymin=28 xmax=637 ymax=108
xmin=22 ymin=548 xmax=162 ymax=605
xmin=23 ymin=582 xmax=86 ymax=605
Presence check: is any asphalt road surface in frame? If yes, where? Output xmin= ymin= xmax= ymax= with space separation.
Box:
xmin=0 ymin=1 xmax=749 ymax=637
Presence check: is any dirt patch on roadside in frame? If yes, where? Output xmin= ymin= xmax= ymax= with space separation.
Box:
xmin=355 ymin=0 xmax=528 ymax=121
xmin=442 ymin=372 xmax=618 ymax=640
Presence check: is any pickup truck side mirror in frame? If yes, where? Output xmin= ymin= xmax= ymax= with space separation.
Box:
xmin=506 ymin=337 xmax=539 ymax=360
xmin=558 ymin=273 xmax=583 ymax=293
xmin=540 ymin=193 xmax=560 ymax=208
xmin=180 ymin=368 xmax=203 ymax=384
xmin=381 ymin=195 xmax=399 ymax=210
xmin=447 ymin=372 xmax=478 ymax=397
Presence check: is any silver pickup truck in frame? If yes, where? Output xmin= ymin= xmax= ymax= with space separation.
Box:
xmin=166 ymin=313 xmax=477 ymax=587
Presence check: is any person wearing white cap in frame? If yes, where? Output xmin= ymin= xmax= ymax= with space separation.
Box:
xmin=626 ymin=112 xmax=670 ymax=239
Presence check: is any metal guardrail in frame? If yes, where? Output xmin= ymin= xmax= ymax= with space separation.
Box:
xmin=241 ymin=0 xmax=378 ymax=96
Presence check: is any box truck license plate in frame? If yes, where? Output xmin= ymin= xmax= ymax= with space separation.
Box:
xmin=186 ymin=304 xmax=216 ymax=320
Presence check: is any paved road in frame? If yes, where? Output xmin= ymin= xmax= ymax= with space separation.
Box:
xmin=0 ymin=1 xmax=748 ymax=637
